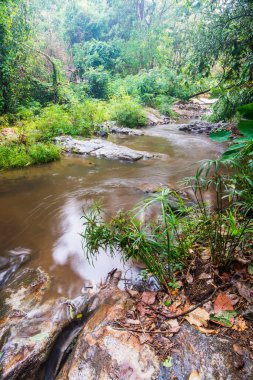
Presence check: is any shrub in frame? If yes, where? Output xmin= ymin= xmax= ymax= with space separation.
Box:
xmin=34 ymin=105 xmax=73 ymax=139
xmin=0 ymin=144 xmax=31 ymax=169
xmin=0 ymin=142 xmax=60 ymax=169
xmin=28 ymin=143 xmax=60 ymax=164
xmin=110 ymin=95 xmax=147 ymax=128
xmin=86 ymin=68 xmax=110 ymax=99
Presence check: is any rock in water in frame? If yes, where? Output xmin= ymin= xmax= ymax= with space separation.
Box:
xmin=0 ymin=248 xmax=30 ymax=289
xmin=55 ymin=136 xmax=158 ymax=161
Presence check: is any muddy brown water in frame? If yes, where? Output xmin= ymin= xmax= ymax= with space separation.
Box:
xmin=0 ymin=124 xmax=224 ymax=299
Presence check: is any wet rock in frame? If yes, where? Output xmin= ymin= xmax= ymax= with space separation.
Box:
xmin=0 ymin=248 xmax=30 ymax=289
xmin=55 ymin=136 xmax=157 ymax=161
xmin=57 ymin=285 xmax=160 ymax=380
xmin=108 ymin=125 xmax=144 ymax=136
xmin=178 ymin=121 xmax=228 ymax=135
xmin=162 ymin=323 xmax=253 ymax=380
xmin=0 ymin=268 xmax=88 ymax=380
xmin=99 ymin=121 xmax=144 ymax=136
xmin=145 ymin=109 xmax=166 ymax=126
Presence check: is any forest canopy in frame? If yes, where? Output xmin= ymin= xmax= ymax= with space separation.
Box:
xmin=0 ymin=0 xmax=252 ymax=119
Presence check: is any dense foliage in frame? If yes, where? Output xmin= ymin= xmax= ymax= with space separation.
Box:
xmin=0 ymin=0 xmax=252 ymax=168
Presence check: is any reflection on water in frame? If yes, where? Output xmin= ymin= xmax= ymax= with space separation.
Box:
xmin=0 ymin=124 xmax=224 ymax=298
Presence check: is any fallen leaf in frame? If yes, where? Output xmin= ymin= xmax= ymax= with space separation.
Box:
xmin=228 ymin=293 xmax=239 ymax=306
xmin=189 ymin=369 xmax=201 ymax=380
xmin=248 ymin=263 xmax=253 ymax=275
xmin=213 ymin=292 xmax=234 ymax=313
xmin=232 ymin=317 xmax=248 ymax=332
xmin=139 ymin=334 xmax=153 ymax=345
xmin=164 ymin=299 xmax=172 ymax=307
xmin=163 ymin=356 xmax=172 ymax=368
xmin=141 ymin=291 xmax=157 ymax=305
xmin=125 ymin=319 xmax=140 ymax=325
xmin=169 ymin=300 xmax=182 ymax=313
xmin=210 ymin=310 xmax=237 ymax=327
xmin=195 ymin=326 xmax=218 ymax=334
xmin=185 ymin=307 xmax=209 ymax=327
xmin=198 ymin=273 xmax=212 ymax=280
xmin=200 ymin=248 xmax=211 ymax=261
xmin=235 ymin=282 xmax=252 ymax=303
xmin=168 ymin=319 xmax=181 ymax=333
xmin=136 ymin=303 xmax=147 ymax=316
xmin=233 ymin=344 xmax=244 ymax=356
xmin=186 ymin=272 xmax=194 ymax=284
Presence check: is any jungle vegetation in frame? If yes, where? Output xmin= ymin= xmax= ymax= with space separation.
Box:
xmin=0 ymin=0 xmax=252 ymax=168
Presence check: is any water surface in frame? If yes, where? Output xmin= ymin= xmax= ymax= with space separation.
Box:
xmin=0 ymin=124 xmax=224 ymax=298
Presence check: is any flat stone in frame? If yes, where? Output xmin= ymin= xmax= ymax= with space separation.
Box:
xmin=55 ymin=136 xmax=155 ymax=161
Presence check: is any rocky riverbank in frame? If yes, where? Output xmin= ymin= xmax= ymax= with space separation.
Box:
xmin=0 ymin=266 xmax=252 ymax=380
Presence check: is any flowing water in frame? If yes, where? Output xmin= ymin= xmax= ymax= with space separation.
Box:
xmin=0 ymin=124 xmax=224 ymax=298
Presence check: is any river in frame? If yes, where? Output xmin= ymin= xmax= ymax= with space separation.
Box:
xmin=0 ymin=124 xmax=224 ymax=299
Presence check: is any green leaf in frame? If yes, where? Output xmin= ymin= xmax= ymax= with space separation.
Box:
xmin=237 ymin=103 xmax=253 ymax=119
xmin=238 ymin=120 xmax=253 ymax=138
xmin=163 ymin=356 xmax=172 ymax=368
xmin=164 ymin=299 xmax=172 ymax=307
xmin=209 ymin=130 xmax=231 ymax=142
xmin=248 ymin=263 xmax=253 ymax=275
xmin=210 ymin=310 xmax=237 ymax=327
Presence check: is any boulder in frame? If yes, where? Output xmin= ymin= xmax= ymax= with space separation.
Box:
xmin=57 ymin=287 xmax=160 ymax=380
xmin=55 ymin=136 xmax=157 ymax=161
xmin=0 ymin=268 xmax=88 ymax=380
xmin=178 ymin=121 xmax=229 ymax=135
xmin=162 ymin=323 xmax=253 ymax=380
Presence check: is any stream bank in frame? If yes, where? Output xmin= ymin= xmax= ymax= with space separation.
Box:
xmin=0 ymin=268 xmax=252 ymax=380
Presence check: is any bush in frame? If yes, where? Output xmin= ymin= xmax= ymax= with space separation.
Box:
xmin=28 ymin=143 xmax=60 ymax=164
xmin=0 ymin=142 xmax=60 ymax=169
xmin=110 ymin=95 xmax=147 ymax=128
xmin=86 ymin=68 xmax=110 ymax=99
xmin=34 ymin=105 xmax=73 ymax=139
xmin=33 ymin=101 xmax=107 ymax=139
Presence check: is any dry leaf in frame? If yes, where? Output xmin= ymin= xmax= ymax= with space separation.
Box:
xmin=232 ymin=317 xmax=248 ymax=332
xmin=189 ymin=369 xmax=201 ymax=380
xmin=141 ymin=291 xmax=157 ymax=305
xmin=185 ymin=307 xmax=209 ymax=327
xmin=186 ymin=272 xmax=194 ymax=284
xmin=168 ymin=319 xmax=181 ymax=333
xmin=198 ymin=273 xmax=212 ymax=280
xmin=233 ymin=344 xmax=244 ymax=356
xmin=169 ymin=300 xmax=182 ymax=313
xmin=235 ymin=282 xmax=252 ymax=303
xmin=125 ymin=319 xmax=140 ymax=325
xmin=213 ymin=293 xmax=234 ymax=313
xmin=139 ymin=334 xmax=153 ymax=345
xmin=136 ymin=303 xmax=147 ymax=317
xmin=200 ymin=248 xmax=211 ymax=261
xmin=195 ymin=326 xmax=218 ymax=334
